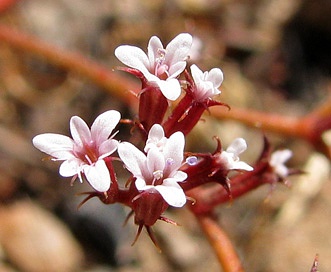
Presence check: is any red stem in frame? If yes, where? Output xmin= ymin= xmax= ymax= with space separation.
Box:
xmin=1 ymin=24 xmax=330 ymax=159
xmin=196 ymin=214 xmax=245 ymax=272
xmin=0 ymin=24 xmax=139 ymax=109
xmin=0 ymin=0 xmax=18 ymax=13
xmin=188 ymin=161 xmax=269 ymax=214
xmin=210 ymin=106 xmax=305 ymax=138
xmin=210 ymin=103 xmax=331 ymax=159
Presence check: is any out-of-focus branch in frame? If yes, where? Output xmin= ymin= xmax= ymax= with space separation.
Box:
xmin=0 ymin=0 xmax=18 ymax=13
xmin=0 ymin=24 xmax=139 ymax=110
xmin=210 ymin=97 xmax=331 ymax=160
xmin=1 ymin=24 xmax=329 ymax=159
xmin=196 ymin=214 xmax=245 ymax=272
xmin=210 ymin=107 xmax=302 ymax=137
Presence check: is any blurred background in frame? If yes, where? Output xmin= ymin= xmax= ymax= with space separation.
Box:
xmin=0 ymin=0 xmax=330 ymax=271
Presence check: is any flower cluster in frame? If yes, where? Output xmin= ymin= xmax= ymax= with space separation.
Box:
xmin=32 ymin=33 xmax=295 ymax=246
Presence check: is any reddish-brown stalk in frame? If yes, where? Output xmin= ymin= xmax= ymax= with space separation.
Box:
xmin=210 ymin=102 xmax=331 ymax=159
xmin=1 ymin=24 xmax=330 ymax=159
xmin=0 ymin=24 xmax=139 ymax=109
xmin=196 ymin=214 xmax=245 ymax=272
xmin=0 ymin=0 xmax=18 ymax=13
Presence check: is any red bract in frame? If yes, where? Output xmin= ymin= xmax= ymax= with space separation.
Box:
xmin=163 ymin=70 xmax=229 ymax=136
xmin=181 ymin=137 xmax=253 ymax=195
xmin=138 ymin=86 xmax=168 ymax=133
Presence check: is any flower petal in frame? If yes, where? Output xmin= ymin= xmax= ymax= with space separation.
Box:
xmin=118 ymin=142 xmax=147 ymax=178
xmin=83 ymin=160 xmax=111 ymax=192
xmin=98 ymin=139 xmax=118 ymax=159
xmin=91 ymin=110 xmax=121 ymax=144
xmin=157 ymin=78 xmax=181 ymax=100
xmin=165 ymin=33 xmax=192 ymax=67
xmin=171 ymin=170 xmax=187 ymax=182
xmin=148 ymin=124 xmax=165 ymax=141
xmin=231 ymin=161 xmax=253 ymax=171
xmin=163 ymin=131 xmax=185 ymax=169
xmin=190 ymin=64 xmax=204 ymax=83
xmin=270 ymin=149 xmax=292 ymax=177
xmin=135 ymin=177 xmax=148 ymax=191
xmin=115 ymin=45 xmax=151 ymax=77
xmin=270 ymin=150 xmax=292 ymax=165
xmin=32 ymin=133 xmax=75 ymax=159
xmin=206 ymin=68 xmax=223 ymax=88
xmin=226 ymin=138 xmax=247 ymax=156
xmin=147 ymin=36 xmax=164 ymax=68
xmin=146 ymin=147 xmax=165 ymax=175
xmin=168 ymin=61 xmax=187 ymax=78
xmin=70 ymin=116 xmax=91 ymax=147
xmin=275 ymin=164 xmax=289 ymax=178
xmin=144 ymin=124 xmax=166 ymax=152
xmin=155 ymin=180 xmax=186 ymax=207
xmin=59 ymin=159 xmax=81 ymax=177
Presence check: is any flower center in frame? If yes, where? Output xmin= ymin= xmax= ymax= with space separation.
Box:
xmin=155 ymin=48 xmax=169 ymax=79
xmin=73 ymin=141 xmax=99 ymax=165
xmin=152 ymin=170 xmax=164 ymax=186
xmin=163 ymin=158 xmax=174 ymax=177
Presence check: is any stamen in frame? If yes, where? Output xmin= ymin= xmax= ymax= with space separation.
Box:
xmin=84 ymin=154 xmax=93 ymax=165
xmin=110 ymin=130 xmax=120 ymax=139
xmin=155 ymin=48 xmax=169 ymax=78
xmin=70 ymin=174 xmax=78 ymax=186
xmin=153 ymin=170 xmax=163 ymax=181
xmin=186 ymin=156 xmax=198 ymax=165
xmin=157 ymin=48 xmax=166 ymax=60
xmin=166 ymin=158 xmax=174 ymax=166
xmin=162 ymin=158 xmax=174 ymax=177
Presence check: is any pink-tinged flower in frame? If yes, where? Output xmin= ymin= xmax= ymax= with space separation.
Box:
xmin=32 ymin=110 xmax=121 ymax=192
xmin=115 ymin=33 xmax=193 ymax=101
xmin=190 ymin=64 xmax=223 ymax=101
xmin=118 ymin=124 xmax=187 ymax=207
xmin=269 ymin=149 xmax=292 ymax=178
xmin=218 ymin=138 xmax=253 ymax=171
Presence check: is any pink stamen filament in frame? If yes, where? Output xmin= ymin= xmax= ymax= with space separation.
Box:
xmin=74 ymin=143 xmax=99 ymax=165
xmin=84 ymin=154 xmax=94 ymax=165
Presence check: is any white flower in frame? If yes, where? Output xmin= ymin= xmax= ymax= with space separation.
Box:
xmin=218 ymin=138 xmax=253 ymax=171
xmin=115 ymin=33 xmax=193 ymax=101
xmin=190 ymin=64 xmax=223 ymax=101
xmin=270 ymin=149 xmax=292 ymax=178
xmin=118 ymin=124 xmax=187 ymax=207
xmin=32 ymin=110 xmax=121 ymax=192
